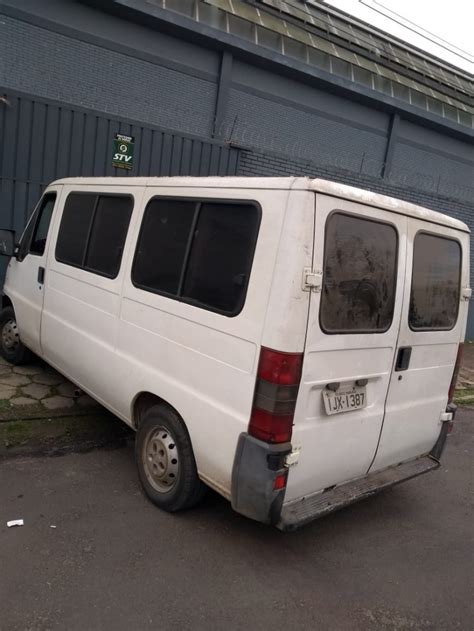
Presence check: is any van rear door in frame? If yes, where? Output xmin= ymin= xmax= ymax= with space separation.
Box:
xmin=369 ymin=218 xmax=469 ymax=471
xmin=285 ymin=193 xmax=407 ymax=503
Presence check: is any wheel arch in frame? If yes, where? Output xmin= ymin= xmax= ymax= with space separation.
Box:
xmin=131 ymin=391 xmax=186 ymax=431
xmin=0 ymin=294 xmax=13 ymax=310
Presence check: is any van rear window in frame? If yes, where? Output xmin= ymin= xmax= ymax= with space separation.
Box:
xmin=409 ymin=233 xmax=461 ymax=331
xmin=320 ymin=212 xmax=398 ymax=333
xmin=132 ymin=197 xmax=260 ymax=316
xmin=56 ymin=193 xmax=133 ymax=278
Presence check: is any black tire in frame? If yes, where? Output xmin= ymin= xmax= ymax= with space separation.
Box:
xmin=0 ymin=306 xmax=34 ymax=365
xmin=135 ymin=404 xmax=206 ymax=512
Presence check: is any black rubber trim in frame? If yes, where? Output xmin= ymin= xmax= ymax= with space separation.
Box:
xmin=231 ymin=433 xmax=291 ymax=525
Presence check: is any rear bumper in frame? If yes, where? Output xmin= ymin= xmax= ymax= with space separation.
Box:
xmin=277 ymin=455 xmax=439 ymax=531
xmin=232 ymin=419 xmax=450 ymax=530
xmin=231 ymin=433 xmax=290 ymax=526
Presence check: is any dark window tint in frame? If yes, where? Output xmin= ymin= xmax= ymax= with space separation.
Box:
xmin=85 ymin=196 xmax=132 ymax=277
xmin=18 ymin=193 xmax=57 ymax=260
xmin=30 ymin=194 xmax=56 ymax=255
xmin=182 ymin=202 xmax=259 ymax=313
xmin=133 ymin=199 xmax=196 ymax=295
xmin=56 ymin=193 xmax=96 ymax=267
xmin=132 ymin=198 xmax=260 ymax=316
xmin=409 ymin=233 xmax=461 ymax=330
xmin=56 ymin=193 xmax=132 ymax=278
xmin=320 ymin=213 xmax=398 ymax=333
xmin=18 ymin=213 xmax=36 ymax=261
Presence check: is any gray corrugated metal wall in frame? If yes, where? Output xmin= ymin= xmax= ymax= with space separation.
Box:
xmin=0 ymin=90 xmax=240 ymax=235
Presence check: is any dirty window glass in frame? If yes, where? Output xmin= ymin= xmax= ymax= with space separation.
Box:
xmin=409 ymin=233 xmax=461 ymax=330
xmin=320 ymin=213 xmax=398 ymax=333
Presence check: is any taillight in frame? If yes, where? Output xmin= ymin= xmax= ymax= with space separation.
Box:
xmin=448 ymin=343 xmax=464 ymax=404
xmin=248 ymin=347 xmax=303 ymax=444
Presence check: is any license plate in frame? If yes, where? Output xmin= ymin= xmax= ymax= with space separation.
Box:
xmin=323 ymin=388 xmax=367 ymax=415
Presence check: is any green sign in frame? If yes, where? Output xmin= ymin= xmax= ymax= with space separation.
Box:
xmin=112 ymin=133 xmax=134 ymax=170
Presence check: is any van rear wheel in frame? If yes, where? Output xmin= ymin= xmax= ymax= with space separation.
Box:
xmin=0 ymin=306 xmax=33 ymax=365
xmin=135 ymin=404 xmax=206 ymax=512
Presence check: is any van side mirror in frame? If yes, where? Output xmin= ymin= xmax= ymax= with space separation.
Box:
xmin=0 ymin=229 xmax=17 ymax=257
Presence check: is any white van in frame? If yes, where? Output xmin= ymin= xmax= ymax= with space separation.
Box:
xmin=0 ymin=177 xmax=469 ymax=530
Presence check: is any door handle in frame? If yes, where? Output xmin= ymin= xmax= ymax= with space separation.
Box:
xmin=395 ymin=346 xmax=412 ymax=372
xmin=37 ymin=266 xmax=45 ymax=284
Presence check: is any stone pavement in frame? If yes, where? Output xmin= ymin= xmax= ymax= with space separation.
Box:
xmin=0 ymin=356 xmax=99 ymax=418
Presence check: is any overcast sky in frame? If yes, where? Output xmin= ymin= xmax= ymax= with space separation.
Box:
xmin=325 ymin=0 xmax=473 ymax=73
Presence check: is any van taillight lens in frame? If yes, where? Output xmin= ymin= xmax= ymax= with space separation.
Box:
xmin=448 ymin=343 xmax=464 ymax=404
xmin=248 ymin=347 xmax=303 ymax=444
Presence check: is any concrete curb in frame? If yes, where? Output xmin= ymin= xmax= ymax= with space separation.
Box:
xmin=0 ymin=412 xmax=134 ymax=459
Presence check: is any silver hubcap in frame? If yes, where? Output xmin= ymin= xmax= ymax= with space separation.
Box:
xmin=142 ymin=426 xmax=179 ymax=493
xmin=2 ymin=319 xmax=20 ymax=350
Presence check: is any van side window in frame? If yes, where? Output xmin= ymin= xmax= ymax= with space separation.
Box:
xmin=86 ymin=196 xmax=134 ymax=277
xmin=320 ymin=212 xmax=398 ymax=333
xmin=18 ymin=192 xmax=57 ymax=260
xmin=132 ymin=198 xmax=260 ymax=316
xmin=30 ymin=194 xmax=56 ymax=256
xmin=409 ymin=233 xmax=461 ymax=331
xmin=132 ymin=199 xmax=196 ymax=295
xmin=55 ymin=193 xmax=133 ymax=279
xmin=182 ymin=202 xmax=260 ymax=313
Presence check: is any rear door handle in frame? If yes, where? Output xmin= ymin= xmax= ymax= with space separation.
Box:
xmin=37 ymin=266 xmax=45 ymax=284
xmin=395 ymin=346 xmax=412 ymax=372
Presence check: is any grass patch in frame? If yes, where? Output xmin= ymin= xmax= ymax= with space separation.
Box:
xmin=0 ymin=412 xmax=133 ymax=458
xmin=454 ymin=388 xmax=474 ymax=405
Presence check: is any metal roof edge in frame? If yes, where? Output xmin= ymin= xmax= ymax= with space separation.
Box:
xmin=303 ymin=0 xmax=472 ymax=82
xmin=81 ymin=0 xmax=473 ymax=141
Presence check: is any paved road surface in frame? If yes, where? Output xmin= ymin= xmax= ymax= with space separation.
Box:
xmin=1 ymin=410 xmax=473 ymax=631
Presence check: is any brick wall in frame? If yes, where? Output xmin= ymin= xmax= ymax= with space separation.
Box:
xmin=223 ymin=87 xmax=387 ymax=177
xmin=1 ymin=15 xmax=217 ymax=137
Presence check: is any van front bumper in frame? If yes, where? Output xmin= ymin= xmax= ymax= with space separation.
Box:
xmin=277 ymin=455 xmax=439 ymax=531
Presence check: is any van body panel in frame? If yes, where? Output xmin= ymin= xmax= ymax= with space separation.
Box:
xmin=260 ymin=189 xmax=314 ymax=353
xmin=285 ymin=193 xmax=408 ymax=503
xmin=114 ymin=186 xmax=294 ymax=494
xmin=40 ymin=185 xmax=145 ymax=415
xmin=4 ymin=185 xmax=63 ymax=355
xmin=369 ymin=220 xmax=469 ymax=471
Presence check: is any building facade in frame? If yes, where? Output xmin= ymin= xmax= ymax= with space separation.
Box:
xmin=1 ymin=0 xmax=473 ymax=334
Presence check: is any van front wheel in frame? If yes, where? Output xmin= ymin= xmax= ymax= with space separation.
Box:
xmin=135 ymin=405 xmax=206 ymax=512
xmin=0 ymin=306 xmax=33 ymax=365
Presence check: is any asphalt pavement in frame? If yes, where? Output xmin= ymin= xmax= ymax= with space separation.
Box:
xmin=1 ymin=409 xmax=473 ymax=631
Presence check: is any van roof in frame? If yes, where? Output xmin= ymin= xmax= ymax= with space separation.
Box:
xmin=51 ymin=176 xmax=469 ymax=233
